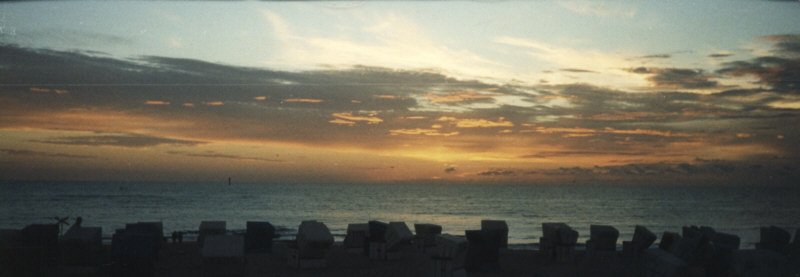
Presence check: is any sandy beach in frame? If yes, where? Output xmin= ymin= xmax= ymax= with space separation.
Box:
xmin=151 ymin=241 xmax=638 ymax=277
xmin=3 ymin=229 xmax=799 ymax=277
xmin=146 ymin=240 xmax=794 ymax=277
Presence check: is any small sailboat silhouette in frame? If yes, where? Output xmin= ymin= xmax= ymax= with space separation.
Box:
xmin=228 ymin=177 xmax=231 ymax=186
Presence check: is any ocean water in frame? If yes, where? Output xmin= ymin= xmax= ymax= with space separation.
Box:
xmin=1 ymin=181 xmax=798 ymax=249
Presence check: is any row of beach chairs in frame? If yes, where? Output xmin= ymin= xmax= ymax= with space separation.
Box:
xmin=2 ymin=219 xmax=798 ymax=277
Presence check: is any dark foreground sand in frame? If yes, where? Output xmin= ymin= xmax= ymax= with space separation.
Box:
xmin=9 ymin=239 xmax=798 ymax=276
xmin=152 ymin=241 xmax=639 ymax=277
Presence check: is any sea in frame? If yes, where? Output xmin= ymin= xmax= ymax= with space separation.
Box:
xmin=1 ymin=181 xmax=798 ymax=249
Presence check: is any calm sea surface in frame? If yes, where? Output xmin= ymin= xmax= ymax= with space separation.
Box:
xmin=1 ymin=181 xmax=798 ymax=248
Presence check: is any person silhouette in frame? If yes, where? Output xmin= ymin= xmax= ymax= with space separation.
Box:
xmin=64 ymin=216 xmax=83 ymax=235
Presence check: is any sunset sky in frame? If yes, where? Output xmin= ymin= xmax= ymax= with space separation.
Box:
xmin=1 ymin=1 xmax=799 ymax=185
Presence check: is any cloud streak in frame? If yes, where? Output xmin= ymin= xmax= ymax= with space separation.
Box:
xmin=167 ymin=151 xmax=282 ymax=163
xmin=629 ymin=67 xmax=719 ymax=89
xmin=0 ymin=148 xmax=95 ymax=159
xmin=31 ymin=133 xmax=204 ymax=148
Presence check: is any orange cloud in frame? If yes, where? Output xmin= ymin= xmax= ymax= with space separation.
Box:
xmin=586 ymin=111 xmax=671 ymax=121
xmin=389 ymin=128 xmax=459 ymax=137
xmin=760 ymin=34 xmax=800 ymax=42
xmin=533 ymin=126 xmax=691 ymax=137
xmin=540 ymin=95 xmax=576 ymax=101
xmin=437 ymin=116 xmax=514 ymax=128
xmin=603 ymin=127 xmax=691 ymax=137
xmin=28 ymin=87 xmax=69 ymax=94
xmin=331 ymin=112 xmax=383 ymax=125
xmin=183 ymin=103 xmax=195 ymax=107
xmin=374 ymin=94 xmax=398 ymax=99
xmin=145 ymin=100 xmax=170 ymax=105
xmin=204 ymin=101 xmax=224 ymax=106
xmin=535 ymin=127 xmax=594 ymax=134
xmin=454 ymin=118 xmax=514 ymax=128
xmin=254 ymin=96 xmax=268 ymax=101
xmin=329 ymin=118 xmax=356 ymax=126
xmin=283 ymin=98 xmax=324 ymax=103
xmin=562 ymin=133 xmax=595 ymax=138
xmin=426 ymin=91 xmax=500 ymax=103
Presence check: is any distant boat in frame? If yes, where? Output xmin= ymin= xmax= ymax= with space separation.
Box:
xmin=228 ymin=177 xmax=231 ymax=186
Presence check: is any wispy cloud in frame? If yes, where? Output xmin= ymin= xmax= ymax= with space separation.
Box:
xmin=259 ymin=10 xmax=509 ymax=82
xmin=760 ymin=34 xmax=800 ymax=42
xmin=494 ymin=36 xmax=647 ymax=87
xmin=520 ymin=150 xmax=652 ymax=159
xmin=389 ymin=128 xmax=459 ymax=137
xmin=438 ymin=116 xmax=514 ymax=128
xmin=628 ymin=67 xmax=719 ymax=89
xmin=31 ymin=133 xmax=204 ymax=148
xmin=167 ymin=150 xmax=282 ymax=163
xmin=30 ymin=87 xmax=69 ymax=94
xmin=560 ymin=1 xmax=638 ymax=18
xmin=426 ymin=91 xmax=501 ymax=104
xmin=717 ymin=57 xmax=800 ymax=93
xmin=475 ymin=157 xmax=799 ymax=185
xmin=709 ymin=53 xmax=734 ymax=58
xmin=10 ymin=28 xmax=135 ymax=49
xmin=0 ymin=148 xmax=95 ymax=159
xmin=283 ymin=98 xmax=324 ymax=103
xmin=478 ymin=169 xmax=516 ymax=176
xmin=145 ymin=100 xmax=170 ymax=105
xmin=560 ymin=68 xmax=598 ymax=73
xmin=330 ymin=112 xmax=383 ymax=125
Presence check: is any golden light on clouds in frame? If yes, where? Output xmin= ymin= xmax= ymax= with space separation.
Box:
xmin=426 ymin=91 xmax=500 ymax=103
xmin=29 ymin=87 xmax=68 ymax=94
xmin=330 ymin=112 xmax=383 ymax=125
xmin=389 ymin=128 xmax=459 ymax=137
xmin=283 ymin=98 xmax=324 ymax=103
xmin=768 ymin=100 xmax=800 ymax=109
xmin=329 ymin=118 xmax=356 ymax=126
xmin=586 ymin=111 xmax=667 ymax=121
xmin=456 ymin=118 xmax=514 ymax=128
xmin=532 ymin=126 xmax=691 ymax=138
xmin=438 ymin=117 xmax=514 ymax=128
xmin=145 ymin=100 xmax=170 ymax=105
